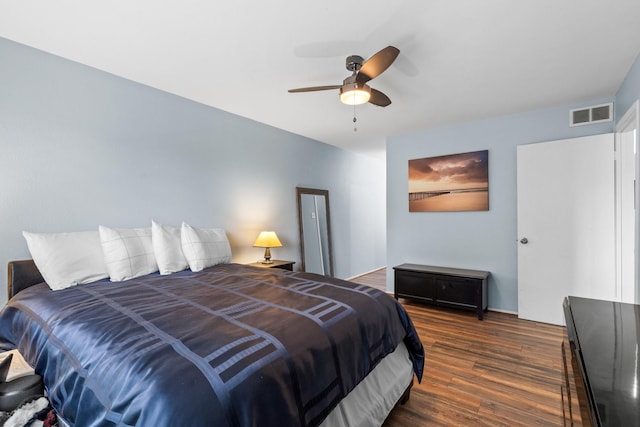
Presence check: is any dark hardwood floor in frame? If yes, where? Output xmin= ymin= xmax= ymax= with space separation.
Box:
xmin=352 ymin=268 xmax=572 ymax=427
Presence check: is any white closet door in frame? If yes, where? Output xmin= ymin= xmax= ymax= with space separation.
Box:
xmin=517 ymin=134 xmax=616 ymax=325
xmin=615 ymin=102 xmax=638 ymax=304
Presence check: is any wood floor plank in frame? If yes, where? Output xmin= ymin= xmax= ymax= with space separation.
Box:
xmin=350 ymin=268 xmax=574 ymax=426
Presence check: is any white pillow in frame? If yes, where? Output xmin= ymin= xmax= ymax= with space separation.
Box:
xmin=152 ymin=220 xmax=188 ymax=275
xmin=180 ymin=222 xmax=232 ymax=272
xmin=22 ymin=230 xmax=109 ymax=291
xmin=99 ymin=226 xmax=158 ymax=281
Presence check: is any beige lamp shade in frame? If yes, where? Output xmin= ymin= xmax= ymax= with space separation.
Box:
xmin=253 ymin=231 xmax=282 ymax=248
xmin=253 ymin=231 xmax=282 ymax=264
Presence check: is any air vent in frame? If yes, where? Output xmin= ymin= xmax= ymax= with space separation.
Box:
xmin=570 ymin=103 xmax=613 ymax=127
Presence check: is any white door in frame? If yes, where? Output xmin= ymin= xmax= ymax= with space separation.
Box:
xmin=517 ymin=134 xmax=616 ymax=325
xmin=615 ymin=101 xmax=638 ymax=304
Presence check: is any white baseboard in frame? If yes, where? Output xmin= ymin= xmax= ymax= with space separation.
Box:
xmin=487 ymin=307 xmax=518 ymax=315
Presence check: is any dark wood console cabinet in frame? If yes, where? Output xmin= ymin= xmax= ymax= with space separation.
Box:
xmin=393 ymin=264 xmax=489 ymax=320
xmin=563 ymin=296 xmax=640 ymax=426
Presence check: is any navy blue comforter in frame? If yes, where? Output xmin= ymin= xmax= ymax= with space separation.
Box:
xmin=0 ymin=264 xmax=424 ymax=426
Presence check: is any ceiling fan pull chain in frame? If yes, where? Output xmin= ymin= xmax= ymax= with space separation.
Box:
xmin=353 ymin=104 xmax=358 ymax=132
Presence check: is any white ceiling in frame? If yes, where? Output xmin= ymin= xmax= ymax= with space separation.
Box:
xmin=2 ymin=0 xmax=640 ymax=158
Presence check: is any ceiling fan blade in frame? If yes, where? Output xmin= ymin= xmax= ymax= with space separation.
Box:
xmin=357 ymin=46 xmax=400 ymax=84
xmin=288 ymin=85 xmax=341 ymax=93
xmin=369 ymin=88 xmax=391 ymax=107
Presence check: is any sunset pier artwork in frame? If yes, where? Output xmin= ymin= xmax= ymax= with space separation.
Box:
xmin=408 ymin=150 xmax=489 ymax=212
xmin=409 ymin=187 xmax=488 ymax=200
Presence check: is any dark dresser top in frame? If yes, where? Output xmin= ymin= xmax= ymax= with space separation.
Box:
xmin=393 ymin=264 xmax=489 ymax=280
xmin=566 ymin=296 xmax=640 ymax=426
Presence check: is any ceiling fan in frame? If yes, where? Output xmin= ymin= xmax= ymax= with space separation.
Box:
xmin=288 ymin=46 xmax=400 ymax=107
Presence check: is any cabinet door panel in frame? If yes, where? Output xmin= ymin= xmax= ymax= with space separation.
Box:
xmin=395 ymin=271 xmax=436 ymax=301
xmin=436 ymin=277 xmax=477 ymax=307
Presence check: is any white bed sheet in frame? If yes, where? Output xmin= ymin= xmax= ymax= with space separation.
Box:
xmin=320 ymin=341 xmax=414 ymax=427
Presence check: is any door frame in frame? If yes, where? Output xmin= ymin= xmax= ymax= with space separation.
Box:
xmin=615 ymin=100 xmax=639 ymax=303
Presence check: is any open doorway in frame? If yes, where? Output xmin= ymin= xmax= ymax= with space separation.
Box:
xmin=615 ymin=100 xmax=639 ymax=304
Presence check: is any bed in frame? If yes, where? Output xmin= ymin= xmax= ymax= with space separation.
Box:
xmin=1 ymin=260 xmax=424 ymax=426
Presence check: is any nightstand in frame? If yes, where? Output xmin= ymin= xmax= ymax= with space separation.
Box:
xmin=247 ymin=260 xmax=295 ymax=271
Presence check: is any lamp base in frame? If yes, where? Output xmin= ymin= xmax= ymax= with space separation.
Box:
xmin=262 ymin=247 xmax=272 ymax=264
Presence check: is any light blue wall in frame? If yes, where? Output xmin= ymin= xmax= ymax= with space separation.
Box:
xmin=387 ymin=100 xmax=614 ymax=313
xmin=616 ymin=52 xmax=640 ymax=120
xmin=0 ymin=38 xmax=386 ymax=306
xmin=387 ymin=50 xmax=640 ymax=314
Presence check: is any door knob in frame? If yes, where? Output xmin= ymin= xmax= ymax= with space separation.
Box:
xmin=520 ymin=238 xmax=529 ymax=244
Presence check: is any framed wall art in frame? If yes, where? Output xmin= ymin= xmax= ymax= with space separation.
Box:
xmin=408 ymin=150 xmax=489 ymax=212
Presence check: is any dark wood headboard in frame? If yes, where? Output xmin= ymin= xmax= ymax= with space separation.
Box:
xmin=7 ymin=260 xmax=45 ymax=300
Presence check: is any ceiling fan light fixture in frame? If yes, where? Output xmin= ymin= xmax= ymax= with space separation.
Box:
xmin=339 ymin=83 xmax=371 ymax=106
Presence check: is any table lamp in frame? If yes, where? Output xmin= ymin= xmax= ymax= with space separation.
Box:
xmin=253 ymin=231 xmax=282 ymax=264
